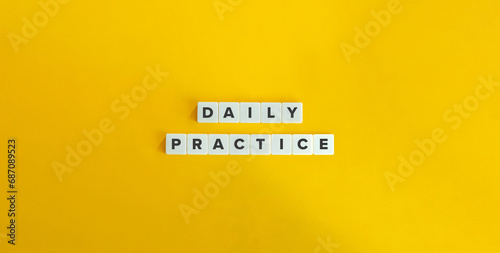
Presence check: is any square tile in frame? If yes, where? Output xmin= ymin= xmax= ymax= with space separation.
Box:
xmin=282 ymin=102 xmax=303 ymax=123
xmin=229 ymin=134 xmax=250 ymax=155
xmin=240 ymin=102 xmax=260 ymax=123
xmin=208 ymin=134 xmax=229 ymax=155
xmin=250 ymin=134 xmax=271 ymax=155
xmin=261 ymin=102 xmax=281 ymax=123
xmin=313 ymin=134 xmax=334 ymax=155
xmin=219 ymin=102 xmax=239 ymax=123
xmin=292 ymin=134 xmax=313 ymax=155
xmin=187 ymin=134 xmax=208 ymax=155
xmin=166 ymin=134 xmax=186 ymax=155
xmin=271 ymin=134 xmax=292 ymax=155
xmin=197 ymin=102 xmax=218 ymax=123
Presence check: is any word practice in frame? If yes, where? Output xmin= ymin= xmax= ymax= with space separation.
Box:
xmin=165 ymin=134 xmax=334 ymax=155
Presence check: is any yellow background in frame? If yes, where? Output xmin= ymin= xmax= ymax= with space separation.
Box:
xmin=1 ymin=0 xmax=500 ymax=252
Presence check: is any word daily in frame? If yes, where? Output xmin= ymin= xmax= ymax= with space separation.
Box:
xmin=198 ymin=102 xmax=303 ymax=123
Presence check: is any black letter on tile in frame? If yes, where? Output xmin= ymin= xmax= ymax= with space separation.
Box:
xmin=267 ymin=107 xmax=275 ymax=118
xmin=287 ymin=107 xmax=297 ymax=118
xmin=224 ymin=108 xmax=235 ymax=118
xmin=193 ymin=139 xmax=202 ymax=149
xmin=320 ymin=139 xmax=328 ymax=149
xmin=203 ymin=107 xmax=213 ymax=118
xmin=172 ymin=139 xmax=181 ymax=149
xmin=298 ymin=139 xmax=308 ymax=149
xmin=234 ymin=139 xmax=244 ymax=149
xmin=256 ymin=138 xmax=265 ymax=149
xmin=213 ymin=139 xmax=224 ymax=150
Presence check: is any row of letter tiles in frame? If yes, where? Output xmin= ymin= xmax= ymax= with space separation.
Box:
xmin=197 ymin=102 xmax=303 ymax=123
xmin=166 ymin=134 xmax=333 ymax=155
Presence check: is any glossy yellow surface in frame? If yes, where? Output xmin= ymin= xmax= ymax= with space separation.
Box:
xmin=1 ymin=0 xmax=500 ymax=252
